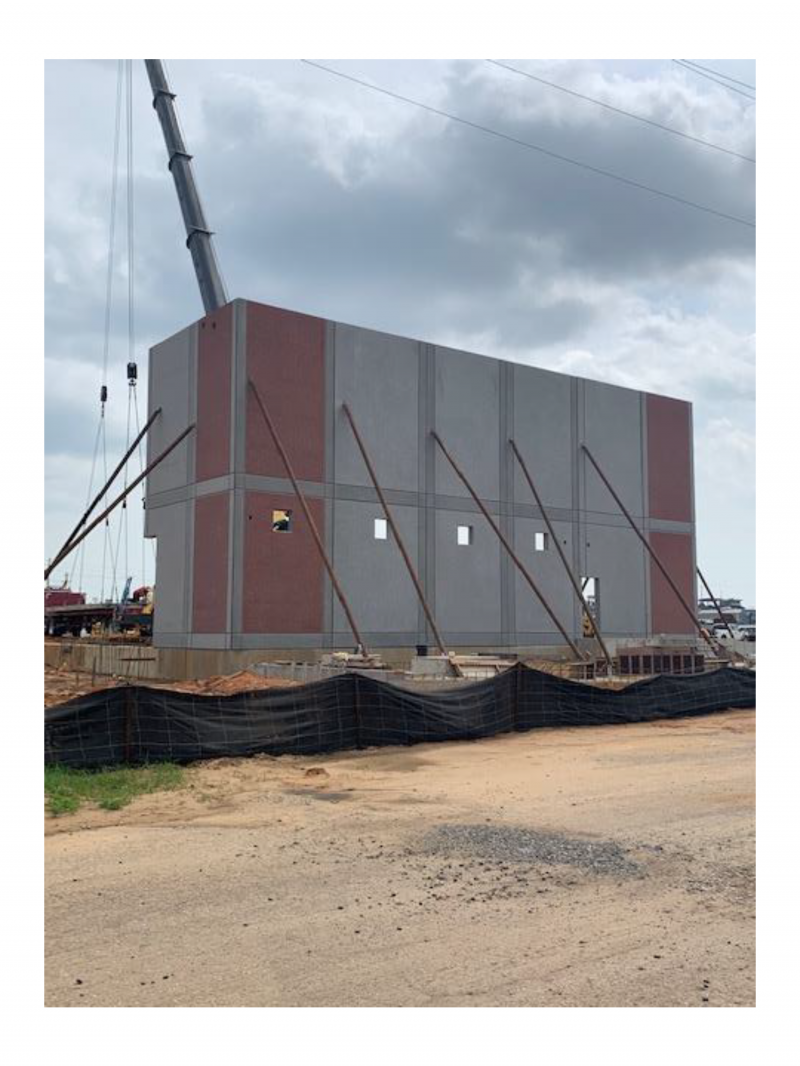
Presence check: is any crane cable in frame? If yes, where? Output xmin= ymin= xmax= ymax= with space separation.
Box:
xmin=69 ymin=60 xmax=124 ymax=603
xmin=126 ymin=62 xmax=152 ymax=590
xmin=112 ymin=59 xmax=140 ymax=601
xmin=103 ymin=61 xmax=126 ymax=602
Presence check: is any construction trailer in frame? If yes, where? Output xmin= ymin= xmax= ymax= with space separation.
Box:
xmin=143 ymin=297 xmax=697 ymax=658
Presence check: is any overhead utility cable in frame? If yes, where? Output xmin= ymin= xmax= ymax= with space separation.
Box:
xmin=676 ymin=60 xmax=755 ymax=91
xmin=301 ymin=60 xmax=755 ymax=229
xmin=673 ymin=60 xmax=755 ymax=100
xmin=486 ymin=59 xmax=754 ymax=163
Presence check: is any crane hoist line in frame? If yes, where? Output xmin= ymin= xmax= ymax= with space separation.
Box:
xmin=144 ymin=60 xmax=228 ymax=315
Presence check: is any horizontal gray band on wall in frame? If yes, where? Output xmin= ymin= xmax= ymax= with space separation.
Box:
xmin=151 ymin=633 xmax=233 ymax=650
xmin=145 ymin=484 xmax=198 ymax=510
xmin=236 ymin=474 xmax=326 ymax=497
xmin=235 ymin=633 xmax=327 ymax=650
xmin=646 ymin=517 xmax=697 ymax=534
xmin=146 ymin=479 xmax=691 ymax=533
xmin=334 ymin=483 xmax=420 ymax=507
xmin=195 ymin=475 xmax=235 ymax=497
xmin=187 ymin=633 xmax=232 ymax=650
xmin=149 ymin=633 xmax=192 ymax=649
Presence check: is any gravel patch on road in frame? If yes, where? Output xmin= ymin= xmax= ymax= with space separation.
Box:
xmin=425 ymin=823 xmax=640 ymax=876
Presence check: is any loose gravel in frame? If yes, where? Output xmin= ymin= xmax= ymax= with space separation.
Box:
xmin=424 ymin=823 xmax=640 ymax=876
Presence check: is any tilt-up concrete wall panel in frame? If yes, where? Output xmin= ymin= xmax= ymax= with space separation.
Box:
xmin=148 ymin=500 xmax=193 ymax=642
xmin=434 ymin=508 xmax=502 ymax=638
xmin=333 ymin=324 xmax=421 ymax=493
xmin=582 ymin=379 xmax=644 ymax=518
xmin=512 ymin=365 xmax=574 ymax=511
xmin=331 ymin=498 xmax=421 ymax=642
xmin=581 ymin=522 xmax=648 ymax=636
xmin=513 ymin=517 xmax=577 ymax=639
xmin=433 ymin=345 xmax=501 ymax=502
xmin=146 ymin=322 xmax=196 ymax=499
xmin=649 ymin=530 xmax=695 ymax=636
xmin=242 ymin=490 xmax=325 ymax=636
xmin=195 ymin=304 xmax=233 ymax=482
xmin=244 ymin=302 xmax=326 ymax=482
xmin=646 ymin=393 xmax=693 ymax=522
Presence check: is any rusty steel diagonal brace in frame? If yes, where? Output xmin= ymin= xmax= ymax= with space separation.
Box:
xmin=50 ymin=407 xmax=162 ymax=572
xmin=696 ymin=566 xmax=737 ymax=641
xmin=431 ymin=430 xmax=585 ymax=661
xmin=580 ymin=443 xmax=726 ymax=658
xmin=696 ymin=566 xmax=750 ymax=665
xmin=342 ymin=404 xmax=462 ymax=677
xmin=45 ymin=422 xmax=196 ymax=580
xmin=509 ymin=438 xmax=613 ymax=671
xmin=248 ymin=380 xmax=368 ymax=656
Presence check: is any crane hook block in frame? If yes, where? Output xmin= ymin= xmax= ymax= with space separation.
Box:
xmin=127 ymin=362 xmax=138 ymax=384
xmin=100 ymin=385 xmax=108 ymax=404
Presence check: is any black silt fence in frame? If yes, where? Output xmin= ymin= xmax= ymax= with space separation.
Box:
xmin=44 ymin=664 xmax=755 ymax=770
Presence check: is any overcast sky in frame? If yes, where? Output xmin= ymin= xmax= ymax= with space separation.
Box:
xmin=45 ymin=58 xmax=755 ymax=606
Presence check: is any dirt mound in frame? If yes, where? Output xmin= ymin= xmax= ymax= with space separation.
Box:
xmin=169 ymin=670 xmax=299 ymax=695
xmin=45 ymin=665 xmax=298 ymax=709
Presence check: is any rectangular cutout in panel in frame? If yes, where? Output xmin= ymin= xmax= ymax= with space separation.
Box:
xmin=272 ymin=509 xmax=293 ymax=532
xmin=534 ymin=531 xmax=549 ymax=552
xmin=374 ymin=517 xmax=388 ymax=540
xmin=457 ymin=524 xmax=473 ymax=546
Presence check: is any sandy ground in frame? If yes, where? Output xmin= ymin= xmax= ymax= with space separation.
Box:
xmin=45 ymin=708 xmax=755 ymax=1007
xmin=44 ymin=664 xmax=298 ymax=707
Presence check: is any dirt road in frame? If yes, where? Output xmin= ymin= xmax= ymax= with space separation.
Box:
xmin=45 ymin=709 xmax=755 ymax=1007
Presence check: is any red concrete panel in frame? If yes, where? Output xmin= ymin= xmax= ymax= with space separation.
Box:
xmin=192 ymin=494 xmax=230 ymax=633
xmin=242 ymin=491 xmax=324 ymax=634
xmin=195 ymin=304 xmax=233 ymax=482
xmin=646 ymin=394 xmax=692 ymax=522
xmin=650 ymin=531 xmax=695 ymax=634
xmin=245 ymin=302 xmax=325 ymax=481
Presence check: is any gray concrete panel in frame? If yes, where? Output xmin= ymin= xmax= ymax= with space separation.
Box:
xmin=513 ymin=517 xmax=577 ymax=636
xmin=434 ymin=345 xmax=501 ymax=501
xmin=512 ymin=364 xmax=574 ymax=510
xmin=582 ymin=379 xmax=644 ymax=517
xmin=146 ymin=324 xmax=195 ymax=498
xmin=331 ymin=499 xmax=421 ymax=634
xmin=434 ymin=509 xmax=502 ymax=634
xmin=333 ymin=324 xmax=420 ymax=492
xmin=149 ymin=501 xmax=192 ymax=638
xmin=189 ymin=633 xmax=229 ymax=650
xmin=582 ymin=522 xmax=648 ymax=636
xmin=331 ymin=630 xmax=420 ymax=648
xmin=195 ymin=476 xmax=235 ymax=497
xmin=240 ymin=475 xmax=325 ymax=497
xmin=334 ymin=484 xmax=419 ymax=507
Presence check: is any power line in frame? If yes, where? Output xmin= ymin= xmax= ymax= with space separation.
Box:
xmin=676 ymin=59 xmax=755 ymax=92
xmin=301 ymin=60 xmax=755 ymax=229
xmin=674 ymin=60 xmax=756 ymax=100
xmin=486 ymin=59 xmax=754 ymax=164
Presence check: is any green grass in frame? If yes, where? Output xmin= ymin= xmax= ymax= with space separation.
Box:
xmin=44 ymin=763 xmax=185 ymax=817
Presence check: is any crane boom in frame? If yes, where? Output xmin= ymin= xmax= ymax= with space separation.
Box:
xmin=144 ymin=60 xmax=228 ymax=314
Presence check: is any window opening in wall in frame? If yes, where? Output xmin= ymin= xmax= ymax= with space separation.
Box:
xmin=457 ymin=524 xmax=473 ymax=546
xmin=374 ymin=518 xmax=388 ymax=540
xmin=272 ymin=509 xmax=292 ymax=532
xmin=534 ymin=531 xmax=549 ymax=552
xmin=580 ymin=576 xmax=600 ymax=634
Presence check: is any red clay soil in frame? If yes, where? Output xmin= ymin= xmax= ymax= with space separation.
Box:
xmin=44 ymin=665 xmax=298 ymax=709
